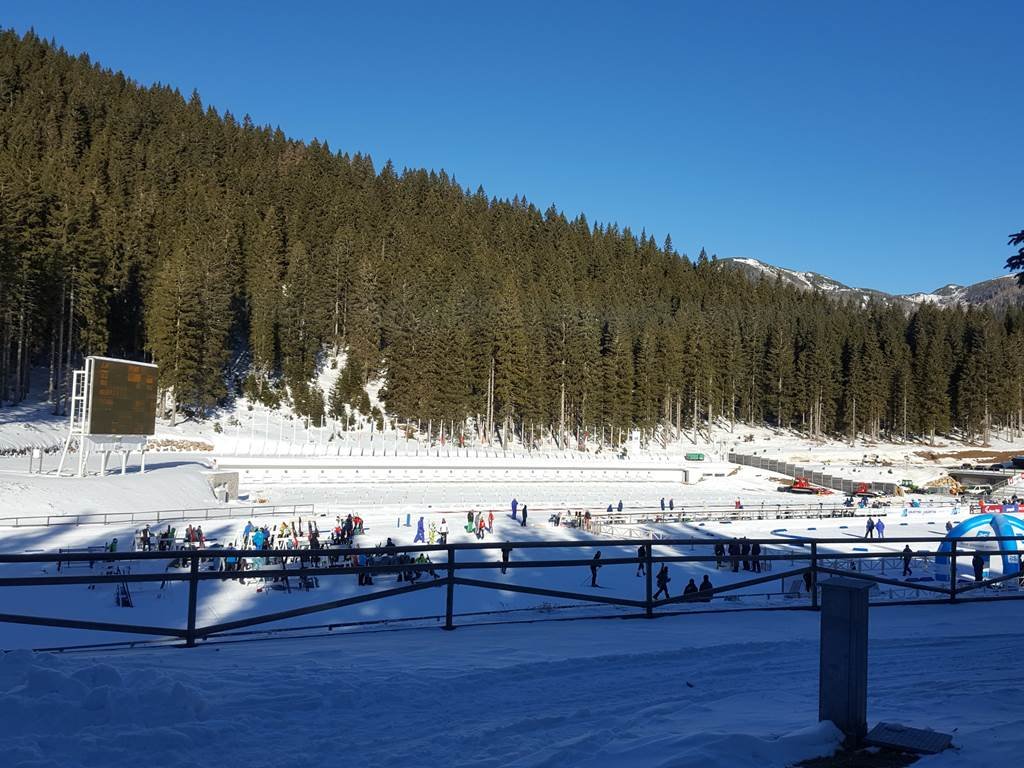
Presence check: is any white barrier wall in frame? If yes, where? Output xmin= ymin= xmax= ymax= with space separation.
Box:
xmin=212 ymin=455 xmax=728 ymax=487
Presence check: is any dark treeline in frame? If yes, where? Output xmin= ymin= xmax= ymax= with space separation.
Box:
xmin=1 ymin=30 xmax=1022 ymax=445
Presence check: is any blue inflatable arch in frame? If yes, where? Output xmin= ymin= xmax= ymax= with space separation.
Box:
xmin=934 ymin=509 xmax=1024 ymax=578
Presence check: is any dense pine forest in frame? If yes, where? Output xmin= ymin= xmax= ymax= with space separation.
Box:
xmin=1 ymin=30 xmax=1022 ymax=445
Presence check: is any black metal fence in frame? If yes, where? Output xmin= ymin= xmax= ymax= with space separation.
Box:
xmin=2 ymin=535 xmax=1022 ymax=650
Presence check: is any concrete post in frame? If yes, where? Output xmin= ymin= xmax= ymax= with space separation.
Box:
xmin=819 ymin=576 xmax=872 ymax=744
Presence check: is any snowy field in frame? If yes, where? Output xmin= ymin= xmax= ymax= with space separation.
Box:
xmin=2 ymin=601 xmax=1021 ymax=767
xmin=3 ymin=405 xmax=1024 ymax=766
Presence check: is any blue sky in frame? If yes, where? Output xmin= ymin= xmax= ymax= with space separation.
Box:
xmin=5 ymin=1 xmax=1022 ymax=293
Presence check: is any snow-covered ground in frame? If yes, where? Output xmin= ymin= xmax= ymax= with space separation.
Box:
xmin=4 ymin=394 xmax=1024 ymax=766
xmin=2 ymin=601 xmax=1020 ymax=767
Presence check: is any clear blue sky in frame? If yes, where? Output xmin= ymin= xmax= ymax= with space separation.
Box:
xmin=5 ymin=1 xmax=1022 ymax=293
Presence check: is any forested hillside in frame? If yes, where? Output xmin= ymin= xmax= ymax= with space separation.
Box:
xmin=1 ymin=30 xmax=1022 ymax=444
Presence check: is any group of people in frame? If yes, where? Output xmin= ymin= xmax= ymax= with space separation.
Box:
xmin=593 ymin=548 xmax=715 ymax=602
xmin=465 ymin=510 xmax=495 ymax=539
xmin=714 ymin=538 xmax=763 ymax=573
xmin=510 ymin=498 xmax=528 ymax=526
xmin=864 ymin=517 xmax=886 ymax=539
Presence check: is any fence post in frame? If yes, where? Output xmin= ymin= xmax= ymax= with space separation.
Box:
xmin=185 ymin=552 xmax=199 ymax=647
xmin=811 ymin=542 xmax=819 ymax=610
xmin=444 ymin=547 xmax=456 ymax=630
xmin=645 ymin=542 xmax=654 ymax=617
xmin=948 ymin=540 xmax=957 ymax=602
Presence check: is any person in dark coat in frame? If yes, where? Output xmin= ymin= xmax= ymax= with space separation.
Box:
xmin=636 ymin=544 xmax=646 ymax=576
xmin=803 ymin=570 xmax=813 ymax=593
xmin=653 ymin=564 xmax=671 ymax=600
xmin=751 ymin=541 xmax=762 ymax=573
xmin=740 ymin=539 xmax=751 ymax=571
xmin=660 ymin=497 xmax=666 ymax=512
xmin=669 ymin=498 xmax=674 ymax=511
xmin=683 ymin=578 xmax=699 ymax=601
xmin=590 ymin=551 xmax=602 ymax=587
xmin=902 ymin=545 xmax=913 ymax=576
xmin=521 ymin=505 xmax=528 ymax=527
xmin=698 ymin=575 xmax=713 ymax=602
xmin=972 ymin=552 xmax=985 ymax=582
xmin=511 ymin=498 xmax=518 ymax=520
xmin=714 ymin=542 xmax=725 ymax=568
xmin=865 ymin=517 xmax=875 ymax=539
xmin=728 ymin=539 xmax=740 ymax=572
xmin=617 ymin=500 xmax=624 ymax=513
xmin=607 ymin=504 xmax=613 ymax=514
xmin=500 ymin=543 xmax=512 ymax=575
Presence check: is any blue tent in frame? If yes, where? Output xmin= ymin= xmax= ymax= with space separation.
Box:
xmin=934 ymin=510 xmax=1024 ymax=580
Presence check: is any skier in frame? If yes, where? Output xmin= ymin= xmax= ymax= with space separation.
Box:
xmin=698 ymin=574 xmax=713 ymax=602
xmin=865 ymin=517 xmax=875 ymax=539
xmin=875 ymin=518 xmax=885 ymax=540
xmin=413 ymin=516 xmax=426 ymax=544
xmin=501 ymin=543 xmax=512 ymax=575
xmin=972 ymin=552 xmax=985 ymax=582
xmin=511 ymin=498 xmax=518 ymax=520
xmin=439 ymin=518 xmax=449 ymax=545
xmin=751 ymin=541 xmax=762 ymax=573
xmin=636 ymin=544 xmax=646 ymax=576
xmin=521 ymin=505 xmax=528 ymax=527
xmin=590 ymin=551 xmax=602 ymax=587
xmin=683 ymin=577 xmax=699 ymax=601
xmin=653 ymin=564 xmax=671 ymax=600
xmin=902 ymin=545 xmax=913 ymax=576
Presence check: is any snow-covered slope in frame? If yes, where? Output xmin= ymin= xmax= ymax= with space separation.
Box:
xmin=721 ymin=257 xmax=1023 ymax=310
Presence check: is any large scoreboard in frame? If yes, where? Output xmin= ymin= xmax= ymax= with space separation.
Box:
xmin=86 ymin=357 xmax=158 ymax=436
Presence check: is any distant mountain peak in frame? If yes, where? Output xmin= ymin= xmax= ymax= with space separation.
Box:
xmin=720 ymin=257 xmax=1022 ymax=311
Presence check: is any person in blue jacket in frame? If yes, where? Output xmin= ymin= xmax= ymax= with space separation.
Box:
xmin=511 ymin=498 xmax=518 ymax=519
xmin=414 ymin=516 xmax=425 ymax=543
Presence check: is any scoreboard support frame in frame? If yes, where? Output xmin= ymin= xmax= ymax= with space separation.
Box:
xmin=57 ymin=357 xmax=157 ymax=478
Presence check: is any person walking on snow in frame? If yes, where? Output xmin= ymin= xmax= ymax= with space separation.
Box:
xmin=488 ymin=511 xmax=494 ymax=533
xmin=521 ymin=505 xmax=528 ymax=527
xmin=636 ymin=544 xmax=647 ymax=576
xmin=875 ymin=518 xmax=885 ymax=540
xmin=865 ymin=517 xmax=875 ymax=539
xmin=428 ymin=521 xmax=437 ymax=545
xmin=439 ymin=518 xmax=449 ymax=545
xmin=414 ymin=516 xmax=426 ymax=543
xmin=477 ymin=514 xmax=486 ymax=540
xmin=501 ymin=543 xmax=512 ymax=575
xmin=511 ymin=498 xmax=518 ymax=520
xmin=653 ymin=564 xmax=671 ymax=600
xmin=590 ymin=551 xmax=602 ymax=587
xmin=902 ymin=545 xmax=913 ymax=576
